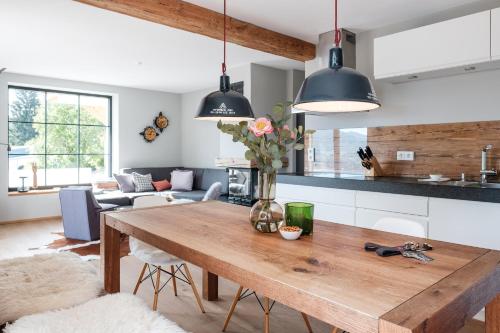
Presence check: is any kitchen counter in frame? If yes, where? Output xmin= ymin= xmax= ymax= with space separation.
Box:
xmin=277 ymin=173 xmax=500 ymax=203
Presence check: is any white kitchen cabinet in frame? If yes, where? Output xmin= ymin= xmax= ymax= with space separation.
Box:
xmin=276 ymin=197 xmax=355 ymax=226
xmin=355 ymin=208 xmax=429 ymax=237
xmin=429 ymin=198 xmax=500 ymax=250
xmin=356 ymin=191 xmax=428 ymax=216
xmin=276 ymin=184 xmax=356 ymax=225
xmin=492 ymin=8 xmax=500 ymax=60
xmin=374 ymin=10 xmax=491 ymax=82
xmin=276 ymin=184 xmax=355 ymax=207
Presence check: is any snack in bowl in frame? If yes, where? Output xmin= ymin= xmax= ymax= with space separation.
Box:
xmin=279 ymin=225 xmax=303 ymax=240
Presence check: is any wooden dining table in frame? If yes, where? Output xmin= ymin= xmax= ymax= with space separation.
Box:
xmin=101 ymin=200 xmax=500 ymax=333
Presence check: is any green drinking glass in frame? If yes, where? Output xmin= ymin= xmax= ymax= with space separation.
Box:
xmin=285 ymin=202 xmax=314 ymax=235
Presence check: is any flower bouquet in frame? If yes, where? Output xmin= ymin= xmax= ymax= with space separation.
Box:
xmin=217 ymin=102 xmax=314 ymax=233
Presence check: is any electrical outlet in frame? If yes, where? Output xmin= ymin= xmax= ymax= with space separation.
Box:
xmin=397 ymin=151 xmax=415 ymax=161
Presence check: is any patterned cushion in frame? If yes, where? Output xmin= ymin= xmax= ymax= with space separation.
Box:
xmin=132 ymin=173 xmax=154 ymax=192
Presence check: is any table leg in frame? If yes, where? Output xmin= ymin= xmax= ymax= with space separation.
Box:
xmin=202 ymin=269 xmax=219 ymax=301
xmin=486 ymin=294 xmax=500 ymax=333
xmin=101 ymin=215 xmax=121 ymax=293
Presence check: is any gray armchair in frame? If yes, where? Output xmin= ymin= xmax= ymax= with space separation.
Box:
xmin=59 ymin=187 xmax=118 ymax=241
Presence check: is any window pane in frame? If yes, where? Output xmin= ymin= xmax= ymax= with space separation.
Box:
xmin=80 ymin=96 xmax=110 ymax=126
xmin=47 ymin=92 xmax=78 ymax=124
xmin=46 ymin=124 xmax=77 ymax=154
xmin=79 ymin=155 xmax=108 ymax=183
xmin=8 ymin=88 xmax=45 ymax=122
xmin=8 ymin=122 xmax=45 ymax=154
xmin=8 ymin=155 xmax=46 ymax=188
xmin=79 ymin=126 xmax=108 ymax=154
xmin=46 ymin=155 xmax=78 ymax=185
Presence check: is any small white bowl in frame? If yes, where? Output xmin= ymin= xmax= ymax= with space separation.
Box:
xmin=279 ymin=227 xmax=303 ymax=240
xmin=429 ymin=174 xmax=443 ymax=181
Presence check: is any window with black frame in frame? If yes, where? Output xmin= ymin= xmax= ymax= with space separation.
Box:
xmin=7 ymin=86 xmax=112 ymax=190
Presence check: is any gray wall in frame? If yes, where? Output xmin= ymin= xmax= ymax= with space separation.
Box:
xmin=0 ymin=73 xmax=181 ymax=222
xmin=305 ymin=0 xmax=500 ymax=129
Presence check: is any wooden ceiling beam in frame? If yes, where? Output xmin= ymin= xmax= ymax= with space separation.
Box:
xmin=75 ymin=0 xmax=316 ymax=62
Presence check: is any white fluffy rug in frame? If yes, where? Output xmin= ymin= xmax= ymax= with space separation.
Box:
xmin=4 ymin=293 xmax=188 ymax=333
xmin=0 ymin=252 xmax=102 ymax=324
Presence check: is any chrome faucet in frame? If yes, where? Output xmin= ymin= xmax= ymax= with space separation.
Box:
xmin=480 ymin=144 xmax=497 ymax=184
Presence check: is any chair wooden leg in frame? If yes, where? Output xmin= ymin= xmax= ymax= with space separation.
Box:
xmin=182 ymin=263 xmax=206 ymax=313
xmin=171 ymin=265 xmax=178 ymax=296
xmin=301 ymin=312 xmax=313 ymax=333
xmin=133 ymin=263 xmax=148 ymax=295
xmin=331 ymin=328 xmax=339 ymax=333
xmin=222 ymin=286 xmax=244 ymax=332
xmin=263 ymin=297 xmax=270 ymax=333
xmin=153 ymin=265 xmax=161 ymax=311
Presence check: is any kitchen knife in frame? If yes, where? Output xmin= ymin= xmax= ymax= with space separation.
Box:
xmin=358 ymin=147 xmax=368 ymax=160
xmin=365 ymin=146 xmax=374 ymax=159
xmin=357 ymin=148 xmax=366 ymax=161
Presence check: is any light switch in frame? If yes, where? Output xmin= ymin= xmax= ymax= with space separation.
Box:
xmin=397 ymin=151 xmax=415 ymax=161
xmin=307 ymin=148 xmax=315 ymax=162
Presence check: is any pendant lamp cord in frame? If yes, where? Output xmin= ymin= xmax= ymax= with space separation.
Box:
xmin=222 ymin=0 xmax=227 ymax=74
xmin=334 ymin=0 xmax=341 ymax=47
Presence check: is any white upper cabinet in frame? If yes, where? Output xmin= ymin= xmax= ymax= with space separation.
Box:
xmin=374 ymin=10 xmax=491 ymax=82
xmin=492 ymin=8 xmax=500 ymax=60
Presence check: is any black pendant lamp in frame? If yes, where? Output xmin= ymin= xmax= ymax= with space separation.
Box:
xmin=195 ymin=0 xmax=254 ymax=121
xmin=293 ymin=0 xmax=380 ymax=113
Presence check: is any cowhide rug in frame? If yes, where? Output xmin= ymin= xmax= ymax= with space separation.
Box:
xmin=32 ymin=232 xmax=129 ymax=260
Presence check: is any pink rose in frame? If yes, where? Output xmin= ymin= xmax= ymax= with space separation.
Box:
xmin=249 ymin=117 xmax=274 ymax=137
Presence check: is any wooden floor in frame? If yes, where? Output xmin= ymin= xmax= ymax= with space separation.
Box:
xmin=0 ymin=218 xmax=485 ymax=333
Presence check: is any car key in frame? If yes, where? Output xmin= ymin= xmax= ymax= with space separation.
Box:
xmin=402 ymin=250 xmax=434 ymax=263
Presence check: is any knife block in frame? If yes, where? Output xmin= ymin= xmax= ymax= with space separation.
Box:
xmin=364 ymin=157 xmax=383 ymax=177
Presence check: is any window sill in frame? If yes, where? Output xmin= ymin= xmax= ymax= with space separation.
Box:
xmin=8 ymin=188 xmax=61 ymax=197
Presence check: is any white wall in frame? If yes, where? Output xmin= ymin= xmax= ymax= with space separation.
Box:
xmin=305 ymin=0 xmax=500 ymax=129
xmin=180 ymin=65 xmax=251 ymax=168
xmin=180 ymin=63 xmax=293 ymax=168
xmin=0 ymin=73 xmax=181 ymax=222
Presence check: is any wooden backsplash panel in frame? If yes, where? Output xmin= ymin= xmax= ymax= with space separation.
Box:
xmin=368 ymin=121 xmax=500 ymax=180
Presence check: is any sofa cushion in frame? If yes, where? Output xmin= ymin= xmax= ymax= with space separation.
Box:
xmin=152 ymin=179 xmax=171 ymax=191
xmin=132 ymin=173 xmax=154 ymax=192
xmin=172 ymin=190 xmax=206 ymax=201
xmin=122 ymin=167 xmax=180 ymax=182
xmin=113 ymin=173 xmax=135 ymax=193
xmin=170 ymin=170 xmax=194 ymax=191
xmin=200 ymin=169 xmax=229 ymax=194
xmin=94 ymin=191 xmax=132 ymax=206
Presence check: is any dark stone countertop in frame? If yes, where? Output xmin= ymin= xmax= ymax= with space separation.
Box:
xmin=277 ymin=173 xmax=500 ymax=203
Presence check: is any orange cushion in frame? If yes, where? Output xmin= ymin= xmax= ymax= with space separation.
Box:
xmin=152 ymin=179 xmax=171 ymax=192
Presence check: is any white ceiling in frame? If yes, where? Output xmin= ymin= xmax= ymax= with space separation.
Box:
xmin=186 ymin=0 xmax=487 ymax=43
xmin=0 ymin=0 xmax=486 ymax=93
xmin=0 ymin=0 xmax=302 ymax=93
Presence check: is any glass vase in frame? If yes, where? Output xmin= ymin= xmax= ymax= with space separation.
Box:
xmin=250 ymin=171 xmax=284 ymax=233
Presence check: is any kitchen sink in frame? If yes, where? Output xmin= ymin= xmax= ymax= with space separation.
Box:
xmin=442 ymin=181 xmax=479 ymax=187
xmin=465 ymin=182 xmax=500 ymax=189
xmin=440 ymin=181 xmax=500 ymax=189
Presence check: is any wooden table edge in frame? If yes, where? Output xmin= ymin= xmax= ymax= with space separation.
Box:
xmin=379 ymin=250 xmax=500 ymax=333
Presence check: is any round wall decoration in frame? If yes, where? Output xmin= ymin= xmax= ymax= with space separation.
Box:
xmin=155 ymin=112 xmax=169 ymax=132
xmin=140 ymin=126 xmax=159 ymax=142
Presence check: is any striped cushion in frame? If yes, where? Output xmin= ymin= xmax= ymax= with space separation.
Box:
xmin=132 ymin=173 xmax=154 ymax=192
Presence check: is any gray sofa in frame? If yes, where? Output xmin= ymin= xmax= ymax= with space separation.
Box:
xmin=95 ymin=167 xmax=229 ymax=207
